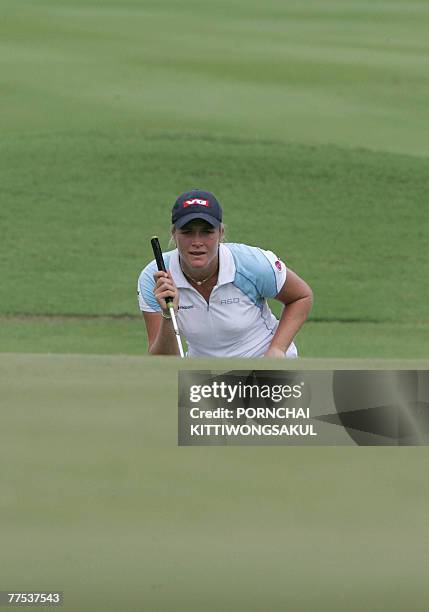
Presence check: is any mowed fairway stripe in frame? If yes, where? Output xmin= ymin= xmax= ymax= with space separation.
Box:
xmin=1 ymin=353 xmax=429 ymax=611
xmin=1 ymin=0 xmax=429 ymax=154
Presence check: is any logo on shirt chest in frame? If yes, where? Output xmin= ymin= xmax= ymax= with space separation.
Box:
xmin=179 ymin=304 xmax=194 ymax=310
xmin=220 ymin=298 xmax=240 ymax=305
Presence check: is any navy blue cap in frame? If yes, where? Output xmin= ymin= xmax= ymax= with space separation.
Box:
xmin=171 ymin=190 xmax=223 ymax=229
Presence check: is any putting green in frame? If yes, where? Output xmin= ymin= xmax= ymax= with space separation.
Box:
xmin=1 ymin=354 xmax=429 ymax=611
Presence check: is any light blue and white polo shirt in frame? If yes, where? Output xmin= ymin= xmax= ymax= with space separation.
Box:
xmin=137 ymin=243 xmax=298 ymax=358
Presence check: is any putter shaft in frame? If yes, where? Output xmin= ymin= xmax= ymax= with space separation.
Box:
xmin=151 ymin=236 xmax=185 ymax=358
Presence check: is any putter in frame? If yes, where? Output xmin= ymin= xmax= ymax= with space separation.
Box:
xmin=151 ymin=236 xmax=185 ymax=358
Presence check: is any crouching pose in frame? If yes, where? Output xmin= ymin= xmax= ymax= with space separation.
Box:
xmin=138 ymin=190 xmax=313 ymax=358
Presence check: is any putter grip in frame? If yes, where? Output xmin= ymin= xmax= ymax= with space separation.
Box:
xmin=151 ymin=236 xmax=172 ymax=304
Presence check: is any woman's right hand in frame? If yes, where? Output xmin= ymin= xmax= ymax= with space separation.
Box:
xmin=153 ymin=270 xmax=180 ymax=314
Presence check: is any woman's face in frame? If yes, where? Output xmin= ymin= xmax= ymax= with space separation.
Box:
xmin=173 ymin=219 xmax=223 ymax=272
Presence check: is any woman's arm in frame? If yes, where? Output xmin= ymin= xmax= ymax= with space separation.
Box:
xmin=143 ymin=270 xmax=181 ymax=355
xmin=264 ymin=268 xmax=313 ymax=357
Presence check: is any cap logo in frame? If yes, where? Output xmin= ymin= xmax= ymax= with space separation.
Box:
xmin=183 ymin=198 xmax=210 ymax=208
xmin=275 ymin=260 xmax=282 ymax=271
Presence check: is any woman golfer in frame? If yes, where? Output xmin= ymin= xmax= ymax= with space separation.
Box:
xmin=138 ymin=190 xmax=313 ymax=358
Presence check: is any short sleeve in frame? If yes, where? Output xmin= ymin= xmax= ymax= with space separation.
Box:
xmin=137 ymin=260 xmax=162 ymax=312
xmin=257 ymin=248 xmax=287 ymax=296
xmin=228 ymin=243 xmax=287 ymax=304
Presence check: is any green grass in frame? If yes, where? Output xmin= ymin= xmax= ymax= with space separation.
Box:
xmin=1 ymin=0 xmax=429 ymax=357
xmin=1 ymin=132 xmax=428 ymax=358
xmin=1 ymin=317 xmax=429 ymax=359
xmin=2 ymin=4 xmax=429 ymax=609
xmin=1 ymin=134 xmax=429 ymax=318
xmin=2 ymin=0 xmax=429 ymax=155
xmin=1 ymin=353 xmax=429 ymax=611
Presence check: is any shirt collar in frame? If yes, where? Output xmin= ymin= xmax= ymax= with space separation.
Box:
xmin=169 ymin=243 xmax=236 ymax=288
xmin=217 ymin=243 xmax=236 ymax=285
